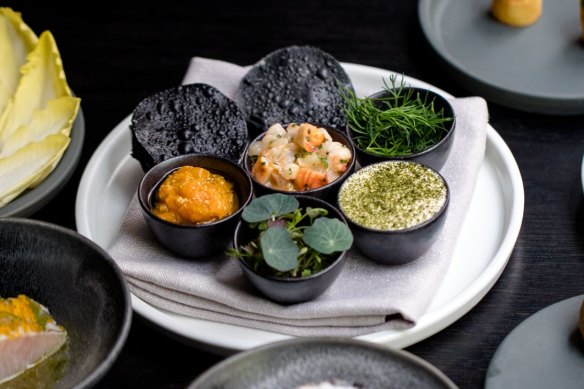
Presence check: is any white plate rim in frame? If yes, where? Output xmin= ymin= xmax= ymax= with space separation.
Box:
xmin=76 ymin=62 xmax=524 ymax=352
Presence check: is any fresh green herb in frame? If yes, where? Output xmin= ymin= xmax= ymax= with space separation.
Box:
xmin=227 ymin=194 xmax=353 ymax=278
xmin=340 ymin=75 xmax=453 ymax=157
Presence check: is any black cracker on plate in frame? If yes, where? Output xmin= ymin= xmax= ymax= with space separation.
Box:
xmin=236 ymin=45 xmax=354 ymax=134
xmin=130 ymin=83 xmax=248 ymax=172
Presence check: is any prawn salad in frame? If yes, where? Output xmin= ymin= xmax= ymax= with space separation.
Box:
xmin=247 ymin=123 xmax=353 ymax=191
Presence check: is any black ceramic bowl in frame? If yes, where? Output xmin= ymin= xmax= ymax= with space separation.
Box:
xmin=233 ymin=195 xmax=349 ymax=304
xmin=0 ymin=218 xmax=131 ymax=389
xmin=348 ymin=87 xmax=456 ymax=171
xmin=138 ymin=154 xmax=253 ymax=259
xmin=338 ymin=161 xmax=450 ymax=265
xmin=243 ymin=123 xmax=356 ymax=202
xmin=188 ymin=337 xmax=457 ymax=389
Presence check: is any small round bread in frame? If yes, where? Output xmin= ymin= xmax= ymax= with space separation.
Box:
xmin=131 ymin=83 xmax=248 ymax=172
xmin=236 ymin=45 xmax=353 ymax=133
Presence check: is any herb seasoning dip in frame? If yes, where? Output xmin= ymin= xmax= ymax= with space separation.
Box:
xmin=338 ymin=161 xmax=447 ymax=231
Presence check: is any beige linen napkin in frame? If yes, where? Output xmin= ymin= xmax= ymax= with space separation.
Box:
xmin=108 ymin=57 xmax=488 ymax=336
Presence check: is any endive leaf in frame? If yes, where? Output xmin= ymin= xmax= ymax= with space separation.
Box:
xmin=0 ymin=96 xmax=79 ymax=158
xmin=0 ymin=7 xmax=38 ymax=117
xmin=0 ymin=30 xmax=72 ymax=147
xmin=0 ymin=133 xmax=69 ymax=207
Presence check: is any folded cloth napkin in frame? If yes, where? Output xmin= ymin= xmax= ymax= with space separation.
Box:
xmin=108 ymin=57 xmax=488 ymax=337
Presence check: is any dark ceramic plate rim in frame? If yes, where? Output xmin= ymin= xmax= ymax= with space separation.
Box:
xmin=188 ymin=337 xmax=458 ymax=388
xmin=418 ymin=0 xmax=584 ymax=115
xmin=0 ymin=217 xmax=132 ymax=389
xmin=0 ymin=108 xmax=85 ymax=217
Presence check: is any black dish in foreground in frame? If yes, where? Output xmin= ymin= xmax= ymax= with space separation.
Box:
xmin=188 ymin=337 xmax=458 ymax=389
xmin=349 ymin=87 xmax=455 ymax=171
xmin=0 ymin=218 xmax=131 ymax=389
xmin=139 ymin=154 xmax=253 ymax=259
xmin=234 ymin=195 xmax=348 ymax=304
xmin=243 ymin=124 xmax=356 ymax=203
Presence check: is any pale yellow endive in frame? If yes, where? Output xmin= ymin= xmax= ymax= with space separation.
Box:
xmin=0 ymin=7 xmax=38 ymax=117
xmin=0 ymin=134 xmax=70 ymax=207
xmin=0 ymin=30 xmax=73 ymax=147
xmin=0 ymin=8 xmax=80 ymax=208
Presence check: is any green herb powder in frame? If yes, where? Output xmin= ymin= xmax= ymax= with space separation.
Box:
xmin=339 ymin=162 xmax=447 ymax=230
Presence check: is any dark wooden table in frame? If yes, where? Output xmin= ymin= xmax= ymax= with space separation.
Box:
xmin=4 ymin=1 xmax=584 ymax=388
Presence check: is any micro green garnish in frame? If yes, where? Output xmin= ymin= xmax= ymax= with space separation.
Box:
xmin=227 ymin=194 xmax=353 ymax=278
xmin=340 ymin=75 xmax=453 ymax=157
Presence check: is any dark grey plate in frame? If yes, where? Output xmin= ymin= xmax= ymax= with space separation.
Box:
xmin=486 ymin=294 xmax=584 ymax=388
xmin=189 ymin=337 xmax=458 ymax=389
xmin=0 ymin=107 xmax=85 ymax=217
xmin=419 ymin=0 xmax=584 ymax=115
xmin=0 ymin=218 xmax=132 ymax=388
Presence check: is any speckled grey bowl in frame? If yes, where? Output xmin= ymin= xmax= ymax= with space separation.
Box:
xmin=0 ymin=218 xmax=131 ymax=389
xmin=188 ymin=337 xmax=458 ymax=389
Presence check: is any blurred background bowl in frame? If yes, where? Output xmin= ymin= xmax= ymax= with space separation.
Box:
xmin=188 ymin=337 xmax=457 ymax=389
xmin=348 ymin=87 xmax=455 ymax=171
xmin=243 ymin=123 xmax=356 ymax=202
xmin=138 ymin=153 xmax=253 ymax=259
xmin=0 ymin=217 xmax=131 ymax=389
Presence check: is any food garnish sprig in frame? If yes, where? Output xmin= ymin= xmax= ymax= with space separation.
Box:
xmin=340 ymin=75 xmax=452 ymax=158
xmin=227 ymin=194 xmax=353 ymax=278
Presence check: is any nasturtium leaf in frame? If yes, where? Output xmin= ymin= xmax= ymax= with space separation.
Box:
xmin=303 ymin=217 xmax=353 ymax=254
xmin=259 ymin=227 xmax=298 ymax=272
xmin=242 ymin=193 xmax=299 ymax=223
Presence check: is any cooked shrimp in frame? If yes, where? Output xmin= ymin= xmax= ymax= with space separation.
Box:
xmin=294 ymin=167 xmax=327 ymax=190
xmin=327 ymin=142 xmax=352 ymax=173
xmin=248 ymin=122 xmax=352 ymax=192
xmin=251 ymin=155 xmax=273 ymax=185
xmin=294 ymin=123 xmax=326 ymax=152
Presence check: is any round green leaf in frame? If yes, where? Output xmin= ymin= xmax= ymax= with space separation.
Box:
xmin=303 ymin=218 xmax=353 ymax=254
xmin=260 ymin=227 xmax=299 ymax=271
xmin=242 ymin=194 xmax=299 ymax=223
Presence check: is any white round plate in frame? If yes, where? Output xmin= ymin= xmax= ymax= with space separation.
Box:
xmin=75 ymin=63 xmax=524 ymax=353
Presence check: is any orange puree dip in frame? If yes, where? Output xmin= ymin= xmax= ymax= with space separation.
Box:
xmin=152 ymin=166 xmax=238 ymax=224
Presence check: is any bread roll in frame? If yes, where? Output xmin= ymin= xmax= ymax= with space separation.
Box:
xmin=492 ymin=0 xmax=542 ymax=27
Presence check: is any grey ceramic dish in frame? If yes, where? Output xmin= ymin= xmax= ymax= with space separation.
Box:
xmin=0 ymin=218 xmax=131 ymax=389
xmin=486 ymin=294 xmax=584 ymax=389
xmin=0 ymin=108 xmax=85 ymax=217
xmin=419 ymin=0 xmax=584 ymax=115
xmin=188 ymin=337 xmax=458 ymax=389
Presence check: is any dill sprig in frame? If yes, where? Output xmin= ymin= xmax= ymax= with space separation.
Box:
xmin=340 ymin=76 xmax=453 ymax=157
